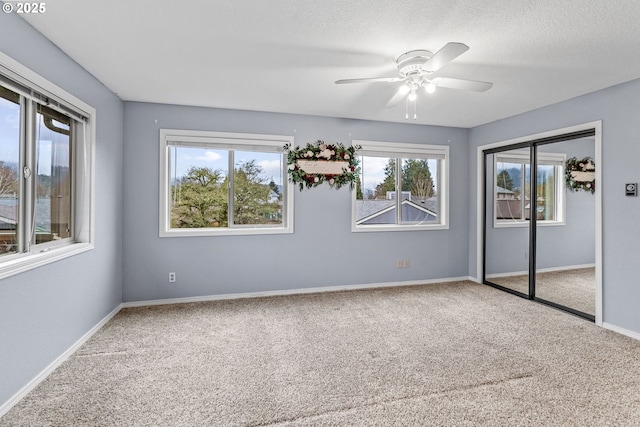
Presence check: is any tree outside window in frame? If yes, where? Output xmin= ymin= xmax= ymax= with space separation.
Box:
xmin=161 ymin=133 xmax=291 ymax=236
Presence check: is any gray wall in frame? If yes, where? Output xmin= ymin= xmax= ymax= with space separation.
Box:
xmin=485 ymin=138 xmax=596 ymax=275
xmin=122 ymin=102 xmax=470 ymax=302
xmin=469 ymin=78 xmax=640 ymax=332
xmin=0 ymin=14 xmax=124 ymax=406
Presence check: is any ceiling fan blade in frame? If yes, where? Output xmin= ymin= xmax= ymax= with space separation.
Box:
xmin=421 ymin=42 xmax=469 ymax=73
xmin=335 ymin=76 xmax=404 ymax=84
xmin=433 ymin=77 xmax=493 ymax=92
xmin=384 ymin=88 xmax=407 ymax=108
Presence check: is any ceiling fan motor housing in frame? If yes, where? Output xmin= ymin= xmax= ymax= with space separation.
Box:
xmin=397 ymin=50 xmax=434 ymax=77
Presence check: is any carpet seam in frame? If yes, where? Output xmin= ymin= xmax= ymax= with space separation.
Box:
xmin=251 ymin=373 xmax=537 ymax=427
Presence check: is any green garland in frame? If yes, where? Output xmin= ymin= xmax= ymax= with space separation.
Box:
xmin=284 ymin=141 xmax=361 ymax=191
xmin=565 ymin=156 xmax=595 ymax=193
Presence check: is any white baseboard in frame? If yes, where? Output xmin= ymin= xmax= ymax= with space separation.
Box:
xmin=486 ymin=263 xmax=595 ymax=279
xmin=602 ymin=322 xmax=640 ymax=341
xmin=0 ymin=304 xmax=123 ymax=418
xmin=122 ymin=276 xmax=474 ymax=308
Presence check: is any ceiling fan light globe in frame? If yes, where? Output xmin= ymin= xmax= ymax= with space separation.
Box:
xmin=398 ymin=84 xmax=411 ymax=95
xmin=425 ymin=82 xmax=436 ymax=94
xmin=408 ymin=92 xmax=417 ymax=102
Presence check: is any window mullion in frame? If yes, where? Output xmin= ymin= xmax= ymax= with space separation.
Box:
xmin=16 ymin=96 xmax=27 ymax=253
xmin=228 ymin=150 xmax=234 ymax=228
xmin=20 ymin=99 xmax=36 ymax=253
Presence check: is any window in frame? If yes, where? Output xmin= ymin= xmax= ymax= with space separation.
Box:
xmin=159 ymin=129 xmax=294 ymax=237
xmin=494 ymin=151 xmax=565 ymax=227
xmin=0 ymin=53 xmax=95 ymax=279
xmin=352 ymin=140 xmax=449 ymax=232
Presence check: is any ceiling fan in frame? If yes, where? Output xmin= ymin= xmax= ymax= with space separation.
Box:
xmin=335 ymin=42 xmax=493 ymax=115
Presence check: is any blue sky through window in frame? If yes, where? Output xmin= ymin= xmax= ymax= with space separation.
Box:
xmin=170 ymin=146 xmax=283 ymax=186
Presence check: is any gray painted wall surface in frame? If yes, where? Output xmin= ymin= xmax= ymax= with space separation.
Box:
xmin=485 ymin=138 xmax=596 ymax=275
xmin=0 ymin=14 xmax=124 ymax=406
xmin=469 ymin=78 xmax=640 ymax=333
xmin=122 ymin=102 xmax=470 ymax=302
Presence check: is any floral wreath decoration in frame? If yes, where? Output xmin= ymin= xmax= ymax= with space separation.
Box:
xmin=565 ymin=156 xmax=595 ymax=193
xmin=284 ymin=140 xmax=361 ymax=191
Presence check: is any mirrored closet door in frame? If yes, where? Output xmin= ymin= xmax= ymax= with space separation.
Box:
xmin=484 ymin=148 xmax=531 ymax=297
xmin=483 ymin=131 xmax=596 ymax=321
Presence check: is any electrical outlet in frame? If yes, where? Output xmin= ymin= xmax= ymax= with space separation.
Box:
xmin=397 ymin=260 xmax=403 ymax=268
xmin=169 ymin=272 xmax=176 ymax=283
xmin=404 ymin=259 xmax=410 ymax=268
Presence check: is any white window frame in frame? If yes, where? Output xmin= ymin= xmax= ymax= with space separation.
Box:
xmin=0 ymin=51 xmax=95 ymax=280
xmin=493 ymin=150 xmax=566 ymax=228
xmin=159 ymin=129 xmax=294 ymax=237
xmin=352 ymin=139 xmax=449 ymax=232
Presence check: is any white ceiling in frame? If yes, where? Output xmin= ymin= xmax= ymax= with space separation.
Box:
xmin=19 ymin=0 xmax=640 ymax=128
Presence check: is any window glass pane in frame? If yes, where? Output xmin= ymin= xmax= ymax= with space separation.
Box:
xmin=232 ymin=151 xmax=284 ymax=226
xmin=0 ymin=87 xmax=20 ymax=256
xmin=35 ymin=105 xmax=72 ymax=245
xmin=400 ymin=158 xmax=439 ymax=224
xmin=496 ymin=161 xmax=523 ymax=221
xmin=536 ymin=164 xmax=556 ymax=221
xmin=169 ymin=146 xmax=229 ymax=228
xmin=355 ymin=155 xmax=396 ymax=225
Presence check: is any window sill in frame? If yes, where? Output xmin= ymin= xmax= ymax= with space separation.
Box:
xmin=160 ymin=226 xmax=294 ymax=238
xmin=352 ymin=224 xmax=449 ymax=233
xmin=493 ymin=220 xmax=565 ymax=229
xmin=0 ymin=242 xmax=93 ymax=280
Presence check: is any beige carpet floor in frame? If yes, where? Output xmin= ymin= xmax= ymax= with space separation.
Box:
xmin=2 ymin=280 xmax=639 ymax=426
xmin=487 ymin=267 xmax=595 ymax=316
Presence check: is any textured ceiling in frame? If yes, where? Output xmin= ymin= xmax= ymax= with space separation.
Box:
xmin=18 ymin=0 xmax=640 ymax=128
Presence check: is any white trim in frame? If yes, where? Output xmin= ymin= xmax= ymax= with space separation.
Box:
xmin=122 ymin=276 xmax=474 ymax=308
xmin=158 ymin=129 xmax=294 ymax=237
xmin=161 ymin=129 xmax=292 ymax=147
xmin=353 ymin=139 xmax=447 ymax=158
xmin=0 ymin=243 xmax=93 ymax=280
xmin=475 ymin=121 xmax=603 ymax=326
xmin=351 ymin=223 xmax=449 ymax=232
xmin=493 ymin=220 xmax=566 ymax=229
xmin=0 ymin=304 xmax=122 ymax=418
xmin=602 ymin=323 xmax=640 ymax=341
xmin=0 ymin=51 xmax=93 ymax=118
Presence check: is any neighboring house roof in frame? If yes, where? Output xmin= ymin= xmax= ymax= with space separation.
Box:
xmin=0 ymin=205 xmax=17 ymax=230
xmin=356 ymin=198 xmax=438 ymax=225
xmin=496 ymin=186 xmax=515 ymax=194
xmin=0 ymin=204 xmax=17 ymax=222
xmin=495 ymin=199 xmax=522 ymax=220
xmin=0 ymin=198 xmax=61 ymax=231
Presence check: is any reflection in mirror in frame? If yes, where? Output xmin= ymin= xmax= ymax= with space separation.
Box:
xmin=535 ymin=138 xmax=595 ymax=317
xmin=484 ymin=150 xmax=530 ymax=296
